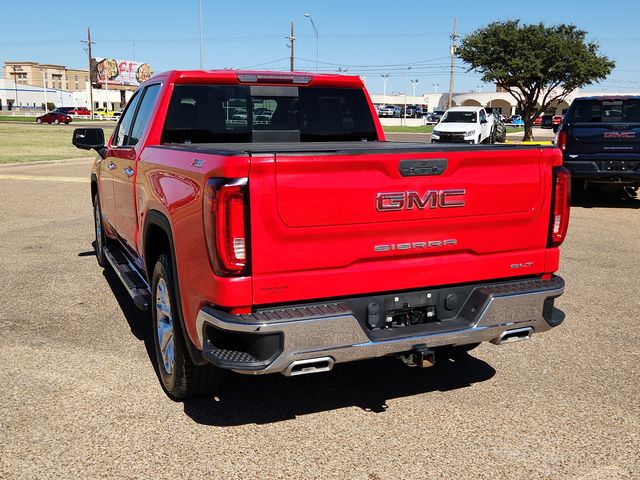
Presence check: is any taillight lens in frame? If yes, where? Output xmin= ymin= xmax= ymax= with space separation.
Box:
xmin=556 ymin=130 xmax=567 ymax=151
xmin=548 ymin=167 xmax=571 ymax=247
xmin=204 ymin=179 xmax=249 ymax=276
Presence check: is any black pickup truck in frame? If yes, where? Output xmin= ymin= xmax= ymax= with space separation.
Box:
xmin=556 ymin=96 xmax=640 ymax=194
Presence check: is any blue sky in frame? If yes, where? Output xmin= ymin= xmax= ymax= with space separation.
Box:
xmin=1 ymin=0 xmax=638 ymax=95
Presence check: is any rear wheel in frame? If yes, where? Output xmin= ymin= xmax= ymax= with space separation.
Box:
xmin=152 ymin=253 xmax=224 ymax=400
xmin=36 ymin=118 xmax=42 ymax=124
xmin=54 ymin=119 xmax=60 ymax=124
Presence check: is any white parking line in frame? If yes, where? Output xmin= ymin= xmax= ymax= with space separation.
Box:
xmin=0 ymin=174 xmax=88 ymax=183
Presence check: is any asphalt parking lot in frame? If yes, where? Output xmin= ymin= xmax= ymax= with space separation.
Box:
xmin=0 ymin=154 xmax=638 ymax=479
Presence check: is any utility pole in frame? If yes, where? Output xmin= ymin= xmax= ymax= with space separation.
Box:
xmin=81 ymin=28 xmax=95 ymax=119
xmin=199 ymin=0 xmax=204 ymax=69
xmin=447 ymin=16 xmax=458 ymax=110
xmin=286 ymin=21 xmax=296 ymax=71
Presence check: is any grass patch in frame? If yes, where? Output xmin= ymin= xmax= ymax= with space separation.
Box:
xmin=383 ymin=125 xmax=434 ymax=133
xmin=506 ymin=127 xmax=524 ymax=133
xmin=0 ymin=123 xmax=115 ymax=164
xmin=0 ymin=115 xmax=36 ymax=122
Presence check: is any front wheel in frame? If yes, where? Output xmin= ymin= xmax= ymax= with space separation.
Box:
xmin=490 ymin=128 xmax=497 ymax=144
xmin=152 ymin=253 xmax=224 ymax=400
xmin=93 ymin=195 xmax=108 ymax=267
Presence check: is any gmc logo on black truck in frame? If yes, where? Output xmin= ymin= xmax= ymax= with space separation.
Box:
xmin=376 ymin=189 xmax=466 ymax=211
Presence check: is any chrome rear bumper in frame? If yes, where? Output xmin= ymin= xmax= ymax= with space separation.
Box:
xmin=196 ymin=276 xmax=564 ymax=375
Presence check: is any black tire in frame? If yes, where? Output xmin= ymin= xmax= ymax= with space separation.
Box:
xmin=490 ymin=128 xmax=497 ymax=144
xmin=36 ymin=118 xmax=42 ymax=124
xmin=152 ymin=253 xmax=224 ymax=400
xmin=93 ymin=195 xmax=108 ymax=268
xmin=54 ymin=119 xmax=60 ymax=124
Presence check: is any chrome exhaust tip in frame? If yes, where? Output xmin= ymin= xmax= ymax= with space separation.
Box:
xmin=283 ymin=357 xmax=335 ymax=377
xmin=491 ymin=327 xmax=533 ymax=345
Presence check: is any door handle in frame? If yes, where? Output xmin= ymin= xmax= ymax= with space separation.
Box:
xmin=107 ymin=161 xmax=116 ymax=170
xmin=123 ymin=167 xmax=134 ymax=177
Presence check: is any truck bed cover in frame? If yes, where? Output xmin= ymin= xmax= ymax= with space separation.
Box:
xmin=154 ymin=141 xmax=549 ymax=156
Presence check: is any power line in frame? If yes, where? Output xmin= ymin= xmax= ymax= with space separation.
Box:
xmin=237 ymin=57 xmax=290 ymax=70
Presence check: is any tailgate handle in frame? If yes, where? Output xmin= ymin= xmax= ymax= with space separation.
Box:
xmin=399 ymin=159 xmax=447 ymax=177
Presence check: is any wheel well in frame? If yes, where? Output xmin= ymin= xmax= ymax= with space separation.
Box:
xmin=144 ymin=223 xmax=170 ymax=282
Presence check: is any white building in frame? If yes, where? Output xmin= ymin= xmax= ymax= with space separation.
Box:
xmin=369 ymin=89 xmax=640 ymax=116
xmin=0 ymin=78 xmax=131 ymax=113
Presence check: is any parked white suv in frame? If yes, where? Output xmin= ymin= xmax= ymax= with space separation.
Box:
xmin=431 ymin=106 xmax=494 ymax=144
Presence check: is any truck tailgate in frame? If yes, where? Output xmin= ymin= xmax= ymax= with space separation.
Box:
xmin=249 ymin=145 xmax=557 ymax=305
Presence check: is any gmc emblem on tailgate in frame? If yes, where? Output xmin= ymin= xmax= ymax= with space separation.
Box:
xmin=376 ymin=189 xmax=465 ymax=211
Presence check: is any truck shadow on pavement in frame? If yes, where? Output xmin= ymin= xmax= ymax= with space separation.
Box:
xmin=102 ymin=267 xmax=158 ymax=367
xmin=100 ymin=258 xmax=496 ymax=426
xmin=183 ymin=353 xmax=495 ymax=426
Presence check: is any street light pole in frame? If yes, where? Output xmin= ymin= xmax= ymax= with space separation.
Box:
xmin=403 ymin=66 xmax=411 ymax=126
xmin=41 ymin=69 xmax=47 ymax=112
xmin=432 ymin=82 xmax=439 ymax=93
xmin=10 ymin=66 xmax=20 ymax=109
xmin=304 ymin=13 xmax=319 ymax=72
xmin=381 ymin=74 xmax=389 ymax=107
xmin=410 ymin=79 xmax=419 ymax=98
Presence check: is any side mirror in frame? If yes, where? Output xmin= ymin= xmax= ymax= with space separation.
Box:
xmin=480 ymin=118 xmax=487 ymax=124
xmin=73 ymin=128 xmax=106 ymax=158
xmin=552 ymin=125 xmax=559 ymax=133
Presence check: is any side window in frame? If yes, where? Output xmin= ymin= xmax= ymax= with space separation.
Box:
xmin=128 ymin=84 xmax=161 ymax=146
xmin=114 ymin=92 xmax=141 ymax=147
xmin=479 ymin=110 xmax=486 ymax=122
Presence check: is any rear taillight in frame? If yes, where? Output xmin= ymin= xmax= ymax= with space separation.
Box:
xmin=556 ymin=130 xmax=567 ymax=151
xmin=548 ymin=167 xmax=571 ymax=247
xmin=204 ymin=179 xmax=249 ymax=276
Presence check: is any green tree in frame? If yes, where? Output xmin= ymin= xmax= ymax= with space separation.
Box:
xmin=456 ymin=21 xmax=615 ymax=141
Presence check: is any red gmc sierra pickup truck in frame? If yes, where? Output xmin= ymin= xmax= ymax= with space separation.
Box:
xmin=72 ymin=70 xmax=570 ymax=400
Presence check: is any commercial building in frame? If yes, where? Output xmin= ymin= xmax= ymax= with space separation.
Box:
xmin=3 ymin=61 xmax=90 ymax=92
xmin=369 ymin=88 xmax=640 ymax=117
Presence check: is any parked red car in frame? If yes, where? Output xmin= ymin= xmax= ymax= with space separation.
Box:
xmin=70 ymin=107 xmax=91 ymax=116
xmin=541 ymin=114 xmax=563 ymax=129
xmin=36 ymin=112 xmax=72 ymax=124
xmin=533 ymin=115 xmax=543 ymax=126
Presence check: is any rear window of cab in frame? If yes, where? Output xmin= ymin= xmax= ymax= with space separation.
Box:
xmin=568 ymin=99 xmax=640 ymax=123
xmin=161 ymin=84 xmax=377 ymax=143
